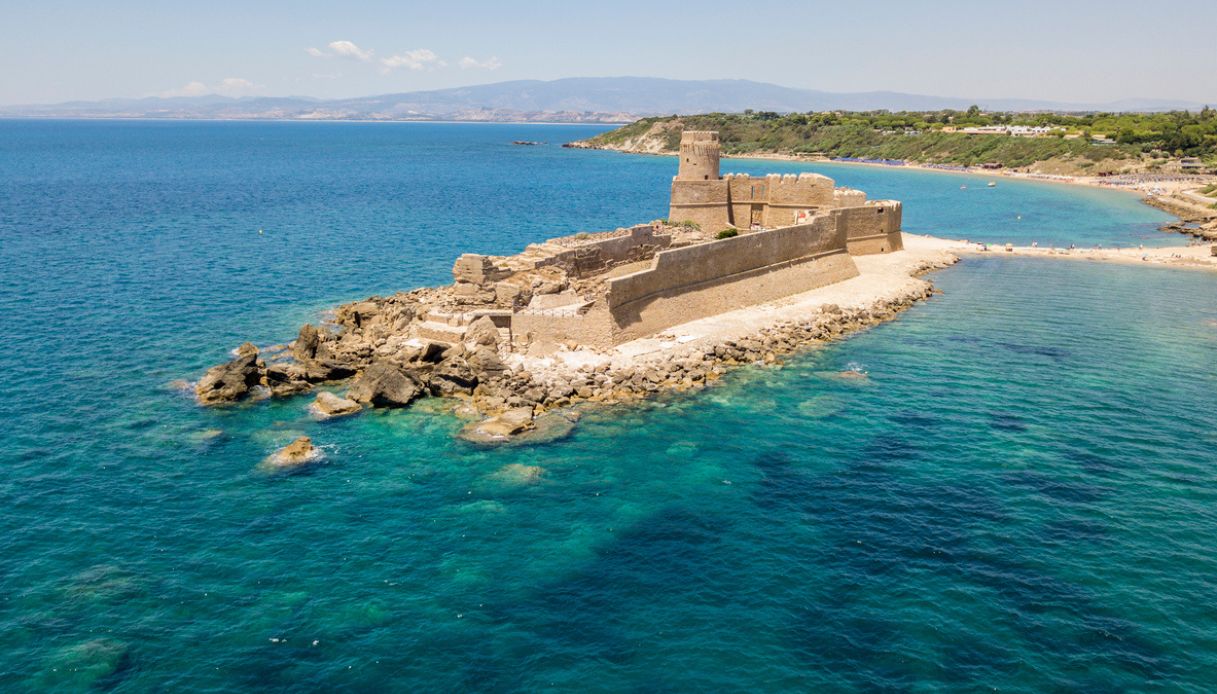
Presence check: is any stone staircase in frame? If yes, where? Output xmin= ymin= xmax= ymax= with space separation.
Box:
xmin=415 ymin=309 xmax=513 ymax=345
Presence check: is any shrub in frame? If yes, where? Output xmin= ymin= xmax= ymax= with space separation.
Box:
xmin=678 ymin=220 xmax=701 ymax=230
xmin=716 ymin=229 xmax=739 ymax=240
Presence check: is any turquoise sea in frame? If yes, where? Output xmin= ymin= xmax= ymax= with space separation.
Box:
xmin=1 ymin=120 xmax=1215 ymax=691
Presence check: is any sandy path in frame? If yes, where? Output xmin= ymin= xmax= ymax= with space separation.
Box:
xmin=905 ymin=233 xmax=1217 ymax=271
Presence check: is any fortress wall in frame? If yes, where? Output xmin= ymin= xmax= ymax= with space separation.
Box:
xmin=726 ymin=174 xmax=762 ymax=227
xmin=764 ymin=174 xmax=837 ymax=226
xmin=767 ymin=173 xmax=836 ymax=206
xmin=720 ymin=173 xmax=838 ymax=228
xmin=835 ymin=202 xmax=905 ymax=255
xmin=605 ymin=218 xmax=859 ymax=344
xmin=669 ymin=179 xmax=732 ymax=231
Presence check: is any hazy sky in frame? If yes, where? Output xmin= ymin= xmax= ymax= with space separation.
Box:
xmin=2 ymin=0 xmax=1214 ymax=105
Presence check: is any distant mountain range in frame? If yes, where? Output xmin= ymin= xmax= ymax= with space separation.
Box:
xmin=1 ymin=77 xmax=1209 ymax=122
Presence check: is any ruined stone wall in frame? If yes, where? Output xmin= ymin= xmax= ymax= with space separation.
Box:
xmin=512 ymin=301 xmax=615 ymax=353
xmin=835 ymin=201 xmax=905 ymax=255
xmin=605 ymin=218 xmax=859 ymax=344
xmin=454 ymin=225 xmax=671 ymax=288
xmin=560 ymin=225 xmax=672 ymax=277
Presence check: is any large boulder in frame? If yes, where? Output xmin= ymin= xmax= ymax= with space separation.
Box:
xmin=264 ymin=362 xmax=313 ymax=397
xmin=467 ymin=346 xmax=506 ymax=378
xmin=430 ymin=356 xmax=478 ymax=396
xmin=195 ymin=343 xmax=264 ymax=405
xmin=310 ymin=391 xmax=362 ymax=419
xmin=347 ymin=361 xmax=423 ymax=408
xmin=465 ymin=316 xmax=500 ymax=348
xmin=297 ymin=359 xmax=357 ymax=383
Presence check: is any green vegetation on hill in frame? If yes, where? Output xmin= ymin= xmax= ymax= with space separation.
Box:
xmin=590 ymin=107 xmax=1217 ymax=171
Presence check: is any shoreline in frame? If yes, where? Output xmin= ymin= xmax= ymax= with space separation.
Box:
xmin=908 ymin=233 xmax=1217 ymax=271
xmin=578 ymin=142 xmax=1217 ymax=224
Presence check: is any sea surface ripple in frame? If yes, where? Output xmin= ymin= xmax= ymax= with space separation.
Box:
xmin=0 ymin=120 xmax=1213 ymax=692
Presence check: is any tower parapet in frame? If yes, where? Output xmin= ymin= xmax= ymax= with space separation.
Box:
xmin=676 ymin=131 xmax=721 ymax=181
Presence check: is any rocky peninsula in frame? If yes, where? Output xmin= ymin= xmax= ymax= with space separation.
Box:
xmin=194 ymin=130 xmax=957 ymax=443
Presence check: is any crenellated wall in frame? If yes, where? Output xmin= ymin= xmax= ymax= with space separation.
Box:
xmin=672 ymin=171 xmax=842 ymax=231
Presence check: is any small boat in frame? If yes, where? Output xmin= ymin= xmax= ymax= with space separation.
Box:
xmin=987 ymin=181 xmax=997 ymax=188
xmin=960 ymin=185 xmax=967 ymax=190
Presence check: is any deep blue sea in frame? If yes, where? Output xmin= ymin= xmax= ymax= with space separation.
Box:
xmin=2 ymin=120 xmax=1215 ymax=692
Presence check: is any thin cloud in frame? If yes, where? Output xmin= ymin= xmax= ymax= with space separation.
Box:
xmin=158 ymin=78 xmax=261 ymax=98
xmin=459 ymin=56 xmax=502 ymax=71
xmin=307 ymin=40 xmax=373 ymax=62
xmin=381 ymin=48 xmax=444 ymax=72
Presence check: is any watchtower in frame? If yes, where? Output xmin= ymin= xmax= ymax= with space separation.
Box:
xmin=676 ymin=131 xmax=721 ymax=181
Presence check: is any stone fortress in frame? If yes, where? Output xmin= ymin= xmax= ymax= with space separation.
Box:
xmin=196 ymin=130 xmax=921 ymax=432
xmin=428 ymin=130 xmax=905 ymax=353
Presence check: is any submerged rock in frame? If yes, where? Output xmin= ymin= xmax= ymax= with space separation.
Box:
xmin=310 ymin=391 xmax=362 ymax=419
xmin=265 ymin=436 xmax=322 ymax=468
xmin=195 ymin=342 xmax=264 ymax=405
xmin=347 ymin=361 xmax=423 ymax=407
xmin=189 ymin=428 xmax=225 ymax=444
xmin=460 ymin=406 xmax=535 ymax=443
xmin=38 ymin=638 xmax=132 ymax=691
xmin=489 ymin=463 xmax=543 ymax=485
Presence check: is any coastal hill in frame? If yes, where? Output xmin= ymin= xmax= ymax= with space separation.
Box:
xmin=1 ymin=77 xmax=1207 ymax=123
xmin=573 ymin=110 xmax=1217 ymax=177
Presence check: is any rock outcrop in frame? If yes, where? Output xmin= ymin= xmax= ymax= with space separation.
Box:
xmin=195 ymin=343 xmax=264 ymax=405
xmin=265 ymin=436 xmax=321 ymax=468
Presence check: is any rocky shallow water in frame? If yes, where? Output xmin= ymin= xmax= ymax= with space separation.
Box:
xmin=194 ymin=249 xmax=954 ymax=445
xmin=3 ymin=120 xmax=1215 ymax=690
